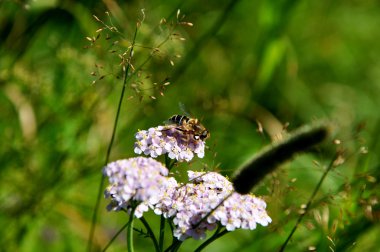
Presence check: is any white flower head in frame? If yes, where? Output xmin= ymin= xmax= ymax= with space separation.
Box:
xmin=134 ymin=126 xmax=207 ymax=162
xmin=153 ymin=171 xmax=271 ymax=240
xmin=104 ymin=157 xmax=176 ymax=218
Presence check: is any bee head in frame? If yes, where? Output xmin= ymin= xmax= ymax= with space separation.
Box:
xmin=194 ymin=130 xmax=209 ymax=141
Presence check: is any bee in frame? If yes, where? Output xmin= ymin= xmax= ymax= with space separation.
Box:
xmin=166 ymin=114 xmax=210 ymax=141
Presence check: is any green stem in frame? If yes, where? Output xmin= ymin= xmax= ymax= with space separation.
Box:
xmin=140 ymin=217 xmax=160 ymax=252
xmin=172 ymin=239 xmax=183 ymax=252
xmin=168 ymin=220 xmax=175 ymax=246
xmin=87 ymin=26 xmax=138 ymax=252
xmin=195 ymin=226 xmax=229 ymax=252
xmin=278 ymin=154 xmax=338 ymax=252
xmin=169 ymin=0 xmax=240 ymax=84
xmin=127 ymin=207 xmax=137 ymax=252
xmin=159 ymin=155 xmax=170 ymax=250
xmin=164 ymin=239 xmax=182 ymax=252
xmin=102 ymin=222 xmax=129 ymax=252
xmin=159 ymin=215 xmax=166 ymax=251
xmin=165 ymin=154 xmax=176 ymax=171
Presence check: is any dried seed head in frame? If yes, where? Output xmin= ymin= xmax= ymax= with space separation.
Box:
xmin=93 ymin=15 xmax=101 ymax=22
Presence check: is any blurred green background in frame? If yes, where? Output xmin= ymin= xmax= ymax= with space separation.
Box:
xmin=1 ymin=0 xmax=380 ymax=251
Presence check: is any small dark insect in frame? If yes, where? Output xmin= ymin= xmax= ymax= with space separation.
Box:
xmin=166 ymin=114 xmax=210 ymax=141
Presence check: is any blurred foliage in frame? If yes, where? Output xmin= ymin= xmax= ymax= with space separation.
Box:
xmin=1 ymin=0 xmax=380 ymax=251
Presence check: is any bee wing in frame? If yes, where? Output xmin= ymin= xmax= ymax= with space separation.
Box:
xmin=179 ymin=102 xmax=205 ymax=122
xmin=179 ymin=102 xmax=192 ymax=117
xmin=163 ymin=118 xmax=173 ymax=125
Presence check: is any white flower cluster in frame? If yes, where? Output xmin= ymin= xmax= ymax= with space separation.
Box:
xmin=134 ymin=126 xmax=205 ymax=162
xmin=103 ymin=165 xmax=271 ymax=241
xmin=155 ymin=171 xmax=271 ymax=240
xmin=104 ymin=157 xmax=177 ymax=218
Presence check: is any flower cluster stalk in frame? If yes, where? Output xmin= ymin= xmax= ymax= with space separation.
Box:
xmin=88 ymin=26 xmax=139 ymax=252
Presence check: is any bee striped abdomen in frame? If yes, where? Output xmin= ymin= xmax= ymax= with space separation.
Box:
xmin=169 ymin=115 xmax=189 ymax=125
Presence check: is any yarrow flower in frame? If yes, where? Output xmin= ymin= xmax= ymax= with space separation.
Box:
xmin=104 ymin=157 xmax=271 ymax=241
xmin=104 ymin=157 xmax=177 ymax=218
xmin=153 ymin=171 xmax=272 ymax=241
xmin=134 ymin=126 xmax=206 ymax=162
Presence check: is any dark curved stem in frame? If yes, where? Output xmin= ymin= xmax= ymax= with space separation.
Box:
xmin=87 ymin=26 xmax=139 ymax=252
xmin=192 ymin=192 xmax=233 ymax=230
xmin=164 ymin=239 xmax=182 ymax=252
xmin=165 ymin=154 xmax=177 ymax=171
xmin=195 ymin=226 xmax=229 ymax=252
xmin=140 ymin=217 xmax=160 ymax=252
xmin=159 ymin=215 xmax=166 ymax=251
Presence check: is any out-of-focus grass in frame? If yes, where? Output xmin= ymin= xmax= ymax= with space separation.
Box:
xmin=1 ymin=0 xmax=380 ymax=251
